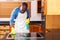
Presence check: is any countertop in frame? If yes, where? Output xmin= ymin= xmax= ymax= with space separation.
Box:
xmin=0 ymin=18 xmax=45 ymax=21
xmin=0 ymin=18 xmax=45 ymax=24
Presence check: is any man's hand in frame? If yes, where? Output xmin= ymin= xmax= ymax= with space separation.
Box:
xmin=25 ymin=18 xmax=30 ymax=30
xmin=10 ymin=24 xmax=16 ymax=34
xmin=25 ymin=18 xmax=30 ymax=24
xmin=9 ymin=24 xmax=14 ymax=32
xmin=11 ymin=27 xmax=16 ymax=34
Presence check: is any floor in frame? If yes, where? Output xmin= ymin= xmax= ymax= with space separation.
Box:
xmin=46 ymin=29 xmax=60 ymax=40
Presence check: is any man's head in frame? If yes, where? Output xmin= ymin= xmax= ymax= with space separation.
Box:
xmin=20 ymin=2 xmax=28 ymax=13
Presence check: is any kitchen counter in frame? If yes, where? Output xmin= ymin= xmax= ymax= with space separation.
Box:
xmin=0 ymin=18 xmax=45 ymax=25
xmin=0 ymin=18 xmax=45 ymax=21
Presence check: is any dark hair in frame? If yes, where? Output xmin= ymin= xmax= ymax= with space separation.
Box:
xmin=22 ymin=2 xmax=28 ymax=8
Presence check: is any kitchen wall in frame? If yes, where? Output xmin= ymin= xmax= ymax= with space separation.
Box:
xmin=30 ymin=0 xmax=42 ymax=21
xmin=47 ymin=0 xmax=60 ymax=15
xmin=0 ymin=0 xmax=42 ymax=21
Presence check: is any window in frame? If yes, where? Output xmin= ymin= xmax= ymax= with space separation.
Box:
xmin=37 ymin=0 xmax=42 ymax=13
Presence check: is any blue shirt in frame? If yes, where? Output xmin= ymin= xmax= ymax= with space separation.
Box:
xmin=10 ymin=7 xmax=30 ymax=25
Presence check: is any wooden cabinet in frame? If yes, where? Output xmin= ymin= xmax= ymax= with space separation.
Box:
xmin=30 ymin=24 xmax=42 ymax=32
xmin=0 ymin=35 xmax=4 ymax=39
xmin=0 ymin=2 xmax=31 ymax=18
xmin=0 ymin=23 xmax=43 ymax=39
xmin=0 ymin=25 xmax=10 ymax=39
xmin=0 ymin=25 xmax=9 ymax=34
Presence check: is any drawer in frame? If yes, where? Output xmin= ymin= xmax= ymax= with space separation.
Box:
xmin=0 ymin=31 xmax=9 ymax=35
xmin=30 ymin=24 xmax=43 ymax=32
xmin=0 ymin=26 xmax=9 ymax=30
xmin=0 ymin=35 xmax=4 ymax=39
xmin=0 ymin=31 xmax=6 ymax=35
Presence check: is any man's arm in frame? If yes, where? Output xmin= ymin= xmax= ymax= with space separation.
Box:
xmin=10 ymin=8 xmax=16 ymax=26
xmin=26 ymin=9 xmax=30 ymax=24
xmin=26 ymin=9 xmax=31 ymax=18
xmin=10 ymin=7 xmax=19 ymax=32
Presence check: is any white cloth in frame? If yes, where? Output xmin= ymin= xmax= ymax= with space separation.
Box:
xmin=15 ymin=11 xmax=29 ymax=33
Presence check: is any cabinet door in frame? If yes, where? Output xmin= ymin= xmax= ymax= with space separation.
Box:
xmin=30 ymin=24 xmax=43 ymax=32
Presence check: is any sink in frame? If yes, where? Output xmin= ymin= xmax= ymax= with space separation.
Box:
xmin=6 ymin=33 xmax=44 ymax=40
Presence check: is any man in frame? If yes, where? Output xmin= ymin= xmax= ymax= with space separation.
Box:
xmin=10 ymin=2 xmax=30 ymax=39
